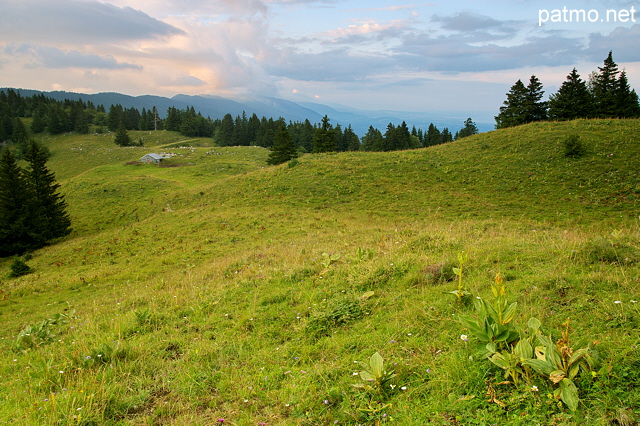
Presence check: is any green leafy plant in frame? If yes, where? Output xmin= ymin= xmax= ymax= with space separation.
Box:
xmin=523 ymin=319 xmax=599 ymax=411
xmin=459 ymin=273 xmax=519 ymax=353
xmin=353 ymin=352 xmax=397 ymax=401
xmin=487 ymin=317 xmax=541 ymax=385
xmin=321 ymin=252 xmax=341 ymax=268
xmin=445 ymin=252 xmax=472 ymax=303
xmin=354 ymin=247 xmax=375 ymax=263
xmin=14 ymin=311 xmax=74 ymax=350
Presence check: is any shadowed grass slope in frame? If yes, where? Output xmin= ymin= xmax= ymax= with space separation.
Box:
xmin=0 ymin=119 xmax=639 ymax=425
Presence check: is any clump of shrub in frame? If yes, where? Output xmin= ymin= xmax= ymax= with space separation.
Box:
xmin=422 ymin=261 xmax=457 ymax=285
xmin=9 ymin=258 xmax=34 ymax=278
xmin=562 ymin=134 xmax=587 ymax=158
xmin=306 ymin=294 xmax=369 ymax=337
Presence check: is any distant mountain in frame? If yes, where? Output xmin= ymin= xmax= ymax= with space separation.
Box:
xmin=3 ymin=88 xmax=493 ymax=135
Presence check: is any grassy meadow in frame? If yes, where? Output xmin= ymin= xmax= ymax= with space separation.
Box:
xmin=1 ymin=119 xmax=639 ymax=425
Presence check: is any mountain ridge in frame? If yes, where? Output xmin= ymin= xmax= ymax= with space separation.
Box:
xmin=2 ymin=87 xmax=493 ymax=135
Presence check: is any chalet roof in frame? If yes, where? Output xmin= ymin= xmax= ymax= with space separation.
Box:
xmin=143 ymin=153 xmax=164 ymax=160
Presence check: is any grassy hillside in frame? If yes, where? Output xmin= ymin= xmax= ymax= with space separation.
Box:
xmin=1 ymin=120 xmax=639 ymax=425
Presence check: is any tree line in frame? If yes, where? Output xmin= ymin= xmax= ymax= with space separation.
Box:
xmin=496 ymin=51 xmax=640 ymax=128
xmin=1 ymin=89 xmax=478 ymax=160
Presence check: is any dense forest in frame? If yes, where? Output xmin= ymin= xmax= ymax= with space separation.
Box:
xmin=496 ymin=51 xmax=640 ymax=128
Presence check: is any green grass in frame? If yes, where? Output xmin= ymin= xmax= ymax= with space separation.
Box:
xmin=1 ymin=120 xmax=639 ymax=424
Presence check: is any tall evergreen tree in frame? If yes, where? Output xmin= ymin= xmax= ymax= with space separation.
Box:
xmin=343 ymin=125 xmax=360 ymax=151
xmin=30 ymin=106 xmax=47 ymax=133
xmin=107 ymin=104 xmax=124 ymax=132
xmin=455 ymin=118 xmax=478 ymax=140
xmin=425 ymin=123 xmax=442 ymax=147
xmin=592 ymin=51 xmax=620 ymax=118
xmin=495 ymin=76 xmax=547 ymax=128
xmin=217 ymin=113 xmax=236 ymax=146
xmin=312 ymin=116 xmax=336 ymax=153
xmin=114 ymin=122 xmax=133 ymax=146
xmin=333 ymin=124 xmax=346 ymax=151
xmin=361 ymin=126 xmax=384 ymax=151
xmin=164 ymin=107 xmax=181 ymax=131
xmin=525 ymin=75 xmax=547 ymax=122
xmin=495 ymin=79 xmax=529 ymax=128
xmin=615 ymin=71 xmax=640 ymax=118
xmin=24 ymin=140 xmax=71 ymax=242
xmin=0 ymin=148 xmax=37 ymax=256
xmin=441 ymin=128 xmax=453 ymax=143
xmin=267 ymin=124 xmax=298 ymax=165
xmin=395 ymin=121 xmax=412 ymax=150
xmin=548 ymin=68 xmax=594 ymax=120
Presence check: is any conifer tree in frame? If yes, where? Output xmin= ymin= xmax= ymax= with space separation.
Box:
xmin=312 ymin=116 xmax=336 ymax=153
xmin=217 ymin=113 xmax=236 ymax=146
xmin=441 ymin=128 xmax=453 ymax=143
xmin=0 ymin=148 xmax=37 ymax=256
xmin=24 ymin=140 xmax=71 ymax=242
xmin=343 ymin=125 xmax=360 ymax=151
xmin=592 ymin=51 xmax=620 ymax=117
xmin=615 ymin=71 xmax=640 ymax=118
xmin=267 ymin=124 xmax=298 ymax=165
xmin=164 ymin=107 xmax=182 ymax=131
xmin=30 ymin=107 xmax=47 ymax=133
xmin=495 ymin=79 xmax=529 ymax=128
xmin=548 ymin=68 xmax=594 ymax=120
xmin=361 ymin=126 xmax=384 ymax=151
xmin=525 ymin=75 xmax=547 ymax=122
xmin=455 ymin=118 xmax=478 ymax=140
xmin=395 ymin=121 xmax=412 ymax=150
xmin=425 ymin=123 xmax=442 ymax=147
xmin=114 ymin=122 xmax=133 ymax=146
xmin=495 ymin=76 xmax=547 ymax=128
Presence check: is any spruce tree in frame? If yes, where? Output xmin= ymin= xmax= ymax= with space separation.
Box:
xmin=495 ymin=76 xmax=547 ymax=128
xmin=615 ymin=71 xmax=640 ymax=118
xmin=525 ymin=75 xmax=547 ymax=122
xmin=30 ymin=107 xmax=47 ymax=133
xmin=548 ymin=68 xmax=594 ymax=120
xmin=114 ymin=122 xmax=132 ymax=146
xmin=0 ymin=148 xmax=37 ymax=256
xmin=267 ymin=124 xmax=297 ymax=165
xmin=456 ymin=118 xmax=479 ymax=139
xmin=217 ymin=113 xmax=236 ymax=146
xmin=592 ymin=51 xmax=620 ymax=117
xmin=361 ymin=126 xmax=384 ymax=151
xmin=343 ymin=125 xmax=361 ymax=151
xmin=164 ymin=107 xmax=182 ymax=131
xmin=312 ymin=116 xmax=336 ymax=153
xmin=495 ymin=79 xmax=529 ymax=128
xmin=425 ymin=123 xmax=442 ymax=147
xmin=23 ymin=140 xmax=71 ymax=242
xmin=441 ymin=128 xmax=453 ymax=143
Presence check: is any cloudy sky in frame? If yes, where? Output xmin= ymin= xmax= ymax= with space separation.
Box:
xmin=1 ymin=0 xmax=639 ymax=123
